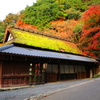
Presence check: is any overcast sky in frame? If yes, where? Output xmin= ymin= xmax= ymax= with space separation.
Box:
xmin=0 ymin=0 xmax=36 ymax=21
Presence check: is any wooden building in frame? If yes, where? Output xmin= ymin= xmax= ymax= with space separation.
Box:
xmin=0 ymin=26 xmax=98 ymax=87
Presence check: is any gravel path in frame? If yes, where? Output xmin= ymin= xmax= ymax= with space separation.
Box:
xmin=0 ymin=78 xmax=97 ymax=100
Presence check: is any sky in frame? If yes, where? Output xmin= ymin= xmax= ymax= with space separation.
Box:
xmin=0 ymin=0 xmax=36 ymax=21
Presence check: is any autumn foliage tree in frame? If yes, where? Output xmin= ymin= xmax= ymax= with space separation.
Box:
xmin=0 ymin=13 xmax=19 ymax=42
xmin=79 ymin=4 xmax=100 ymax=58
xmin=3 ymin=13 xmax=19 ymax=28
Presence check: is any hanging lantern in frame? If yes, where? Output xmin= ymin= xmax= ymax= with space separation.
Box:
xmin=43 ymin=63 xmax=48 ymax=69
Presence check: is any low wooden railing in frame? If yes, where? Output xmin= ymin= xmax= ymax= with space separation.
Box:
xmin=2 ymin=74 xmax=44 ymax=87
xmin=2 ymin=75 xmax=30 ymax=87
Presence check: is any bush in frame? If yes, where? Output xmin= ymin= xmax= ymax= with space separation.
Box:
xmin=93 ymin=74 xmax=100 ymax=78
xmin=67 ymin=12 xmax=80 ymax=20
xmin=65 ymin=8 xmax=81 ymax=20
xmin=72 ymin=22 xmax=83 ymax=43
xmin=73 ymin=22 xmax=83 ymax=33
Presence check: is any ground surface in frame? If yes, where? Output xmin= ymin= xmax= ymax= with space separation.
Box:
xmin=40 ymin=78 xmax=100 ymax=100
xmin=0 ymin=78 xmax=99 ymax=100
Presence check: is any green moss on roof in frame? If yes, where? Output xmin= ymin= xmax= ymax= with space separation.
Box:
xmin=6 ymin=28 xmax=82 ymax=54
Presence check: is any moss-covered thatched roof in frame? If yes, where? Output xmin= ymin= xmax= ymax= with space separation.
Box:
xmin=3 ymin=26 xmax=83 ymax=55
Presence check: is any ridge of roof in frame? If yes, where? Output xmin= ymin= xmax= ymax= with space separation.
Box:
xmin=0 ymin=44 xmax=14 ymax=52
xmin=7 ymin=25 xmax=72 ymax=42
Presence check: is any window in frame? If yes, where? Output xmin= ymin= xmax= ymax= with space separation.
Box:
xmin=46 ymin=64 xmax=52 ymax=73
xmin=69 ymin=65 xmax=74 ymax=73
xmin=52 ymin=64 xmax=58 ymax=73
xmin=65 ymin=65 xmax=69 ymax=73
xmin=60 ymin=64 xmax=65 ymax=73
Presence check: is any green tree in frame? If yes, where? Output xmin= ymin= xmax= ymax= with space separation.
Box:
xmin=0 ymin=21 xmax=5 ymax=42
xmin=22 ymin=0 xmax=68 ymax=28
xmin=21 ymin=0 xmax=100 ymax=29
xmin=66 ymin=0 xmax=100 ymax=12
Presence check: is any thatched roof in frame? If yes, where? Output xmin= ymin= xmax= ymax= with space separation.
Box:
xmin=3 ymin=26 xmax=83 ymax=55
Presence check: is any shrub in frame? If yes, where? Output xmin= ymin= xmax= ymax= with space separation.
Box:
xmin=93 ymin=74 xmax=100 ymax=78
xmin=67 ymin=12 xmax=80 ymax=20
xmin=73 ymin=22 xmax=83 ymax=33
xmin=65 ymin=8 xmax=81 ymax=20
xmin=72 ymin=22 xmax=83 ymax=43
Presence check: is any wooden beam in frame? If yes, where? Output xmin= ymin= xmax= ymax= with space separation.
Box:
xmin=0 ymin=61 xmax=3 ymax=87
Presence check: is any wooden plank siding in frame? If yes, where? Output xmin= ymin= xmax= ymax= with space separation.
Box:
xmin=0 ymin=61 xmax=3 ymax=87
xmin=2 ymin=61 xmax=31 ymax=87
xmin=1 ymin=61 xmax=45 ymax=87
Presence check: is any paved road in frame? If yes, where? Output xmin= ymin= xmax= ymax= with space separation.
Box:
xmin=0 ymin=78 xmax=99 ymax=100
xmin=40 ymin=78 xmax=100 ymax=100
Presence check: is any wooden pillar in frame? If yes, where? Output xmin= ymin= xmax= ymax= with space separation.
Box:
xmin=0 ymin=61 xmax=3 ymax=87
xmin=90 ymin=68 xmax=93 ymax=78
xmin=68 ymin=65 xmax=70 ymax=80
xmin=74 ymin=66 xmax=76 ymax=79
xmin=58 ymin=64 xmax=60 ymax=81
xmin=80 ymin=66 xmax=82 ymax=79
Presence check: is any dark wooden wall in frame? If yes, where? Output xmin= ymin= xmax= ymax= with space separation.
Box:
xmin=2 ymin=61 xmax=31 ymax=87
xmin=0 ymin=61 xmax=2 ymax=87
xmin=0 ymin=58 xmax=98 ymax=87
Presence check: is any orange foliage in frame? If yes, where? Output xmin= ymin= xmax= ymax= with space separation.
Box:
xmin=45 ymin=20 xmax=79 ymax=39
xmin=16 ymin=16 xmax=79 ymax=40
xmin=16 ymin=14 xmax=38 ymax=31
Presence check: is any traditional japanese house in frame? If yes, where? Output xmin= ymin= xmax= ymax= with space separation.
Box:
xmin=0 ymin=26 xmax=98 ymax=87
